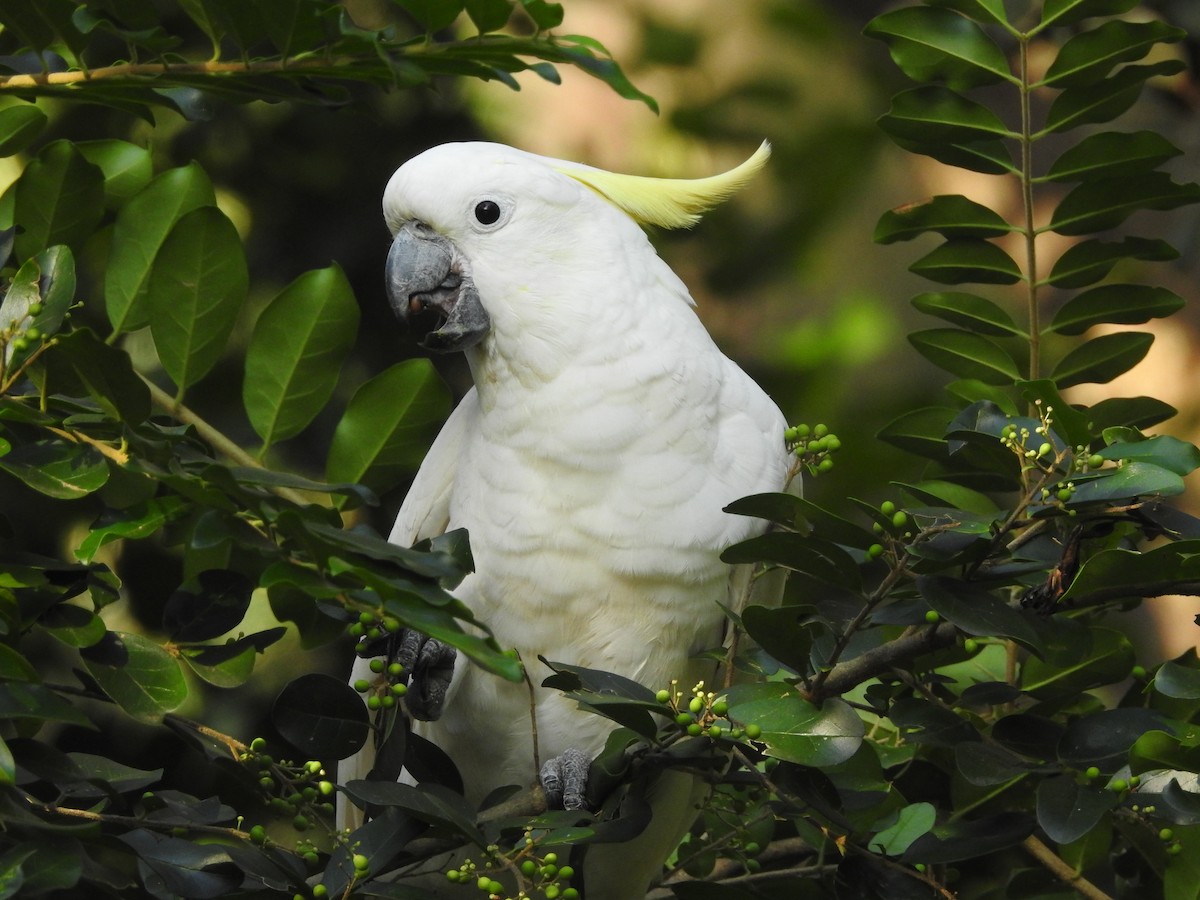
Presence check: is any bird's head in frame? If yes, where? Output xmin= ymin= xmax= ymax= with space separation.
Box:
xmin=381 ymin=141 xmax=770 ymax=355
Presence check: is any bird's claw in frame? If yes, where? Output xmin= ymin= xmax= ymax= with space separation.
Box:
xmin=540 ymin=747 xmax=592 ymax=811
xmin=396 ymin=629 xmax=456 ymax=721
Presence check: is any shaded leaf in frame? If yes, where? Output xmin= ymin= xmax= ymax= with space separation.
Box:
xmin=1042 ymin=20 xmax=1186 ymax=88
xmin=742 ymin=604 xmax=818 ymax=672
xmin=80 ymin=631 xmax=188 ymax=723
xmin=1157 ymin=662 xmax=1200 ymax=701
xmin=49 ymin=328 xmax=151 ymax=425
xmin=864 ymin=7 xmax=1012 ymax=89
xmin=725 ymin=685 xmax=863 ymax=767
xmin=1045 ymin=237 xmax=1179 ymax=288
xmin=1058 ymin=708 xmax=1170 ymax=764
xmin=272 ymin=673 xmax=369 ymax=760
xmin=912 ymin=291 xmax=1023 ymax=336
xmin=870 ymin=802 xmax=937 ymax=856
xmin=902 ymin=812 xmax=1034 ymax=864
xmin=926 ymin=0 xmax=1007 ymax=25
xmin=1044 ymin=130 xmax=1182 ymax=183
xmin=75 ymin=139 xmax=153 ymax=209
xmin=1050 ymin=331 xmax=1152 ymax=387
xmin=1095 ymin=435 xmax=1200 ymax=476
xmin=1050 ymin=284 xmax=1183 ymax=335
xmin=878 ymin=406 xmax=957 ymax=460
xmin=1042 ymin=61 xmax=1187 ymax=134
xmin=39 ymin=604 xmax=105 ymax=649
xmin=0 ymin=439 xmax=109 ymax=499
xmin=955 ymin=741 xmax=1038 ymax=786
xmin=0 ymin=105 xmax=47 ymax=157
xmin=12 ymin=140 xmax=104 ymax=260
xmin=1022 ymin=628 xmax=1135 ymax=697
xmin=879 ymin=86 xmax=1015 ymax=144
xmin=875 ymin=194 xmax=1012 ymax=244
xmin=1040 ymin=0 xmax=1138 ymax=28
xmin=162 ymin=570 xmax=254 ymax=642
xmin=1036 ymin=775 xmax=1119 ymax=844
xmin=888 ymin=134 xmax=1015 ymax=175
xmin=908 ymin=328 xmax=1021 ymax=384
xmin=908 ymin=238 xmax=1022 ymax=285
xmin=1049 ymin=173 xmax=1200 ymax=236
xmin=1069 ymin=461 xmax=1185 ymax=504
xmin=918 ymin=576 xmax=1044 ymax=653
xmin=0 ymin=682 xmax=91 ymax=727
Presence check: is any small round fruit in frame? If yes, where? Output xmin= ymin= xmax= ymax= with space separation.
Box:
xmin=880 ymin=501 xmax=896 ymax=516
xmin=744 ymin=723 xmax=762 ymax=740
xmin=388 ymin=662 xmax=404 ymax=677
xmin=369 ymin=659 xmax=385 ymax=673
xmin=687 ymin=723 xmax=703 ymax=736
xmin=924 ymin=610 xmax=940 ymax=624
xmin=1084 ymin=767 xmax=1100 ymax=780
xmin=963 ymin=639 xmax=978 ymax=654
xmin=353 ymin=853 xmax=369 ymax=872
xmin=676 ymin=713 xmax=693 ymax=726
xmin=249 ymin=824 xmax=267 ymax=844
xmin=892 ymin=511 xmax=908 ymax=528
xmin=656 ymin=689 xmax=671 ymax=703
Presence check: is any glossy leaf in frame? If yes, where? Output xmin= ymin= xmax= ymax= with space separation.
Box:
xmin=465 ymin=0 xmax=512 ymax=33
xmin=272 ymin=673 xmax=369 ymax=760
xmin=725 ymin=684 xmax=863 ymax=767
xmin=12 ymin=141 xmax=105 ymax=260
xmin=49 ymin=329 xmax=151 ymax=425
xmin=1042 ymin=61 xmax=1187 ymax=135
xmin=243 ymin=264 xmax=359 ymax=449
xmin=397 ymin=0 xmax=464 ymax=31
xmin=1040 ymin=0 xmax=1138 ymax=29
xmin=902 ymin=813 xmax=1034 ymax=864
xmin=0 ymin=682 xmax=91 ymax=727
xmin=80 ymin=631 xmax=188 ymax=723
xmin=926 ymin=0 xmax=1007 ymax=26
xmin=918 ymin=576 xmax=1043 ymax=653
xmin=1058 ymin=708 xmax=1170 ymax=764
xmin=1049 ymin=173 xmax=1200 ymax=236
xmin=148 ymin=206 xmax=248 ymax=393
xmin=870 ymin=802 xmax=937 ymax=856
xmin=889 ymin=134 xmax=1015 ymax=175
xmin=863 ymin=7 xmax=1012 ymax=89
xmin=0 ymin=105 xmax=48 ymax=157
xmin=1036 ymin=775 xmax=1118 ymax=844
xmin=879 ymin=86 xmax=1015 ymax=145
xmin=909 ymin=238 xmax=1022 ymax=285
xmin=1044 ymin=130 xmax=1182 ymax=183
xmin=1087 ymin=395 xmax=1175 ymax=432
xmin=1050 ymin=285 xmax=1183 ymax=335
xmin=1156 ymin=662 xmax=1200 ymax=700
xmin=912 ymin=291 xmax=1023 ymax=336
xmin=105 ymin=163 xmax=216 ymax=334
xmin=875 ymin=194 xmax=1012 ymax=244
xmin=908 ymin=328 xmax=1021 ymax=384
xmin=325 ymin=359 xmax=452 ymax=494
xmin=742 ymin=605 xmax=818 ymax=672
xmin=1061 ymin=541 xmax=1200 ymax=604
xmin=1042 ymin=20 xmax=1186 ymax=88
xmin=1045 ymin=237 xmax=1179 ymax=288
xmin=1095 ymin=435 xmax=1200 ymax=476
xmin=39 ymin=604 xmax=106 ymax=649
xmin=0 ymin=439 xmax=109 ymax=499
xmin=75 ymin=140 xmax=153 ymax=209
xmin=76 ymin=497 xmax=187 ymax=564
xmin=1050 ymin=331 xmax=1152 ymax=387
xmin=878 ymin=406 xmax=958 ymax=460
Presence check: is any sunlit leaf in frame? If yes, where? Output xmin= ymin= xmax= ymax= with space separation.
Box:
xmin=863 ymin=7 xmax=1012 ymax=89
xmin=1044 ymin=130 xmax=1182 ymax=183
xmin=0 ymin=439 xmax=109 ymax=499
xmin=1045 ymin=237 xmax=1179 ymax=288
xmin=75 ymin=140 xmax=153 ymax=209
xmin=1095 ymin=435 xmax=1200 ymax=476
xmin=909 ymin=328 xmax=1021 ymax=384
xmin=1049 ymin=331 xmax=1152 ymax=387
xmin=725 ymin=684 xmax=864 ymax=767
xmin=148 ymin=206 xmax=248 ymax=393
xmin=1049 ymin=284 xmax=1183 ymax=335
xmin=1042 ymin=20 xmax=1185 ymax=88
xmin=12 ymin=140 xmax=104 ymax=260
xmin=875 ymin=195 xmax=1012 ymax=244
xmin=80 ymin=631 xmax=188 ymax=723
xmin=870 ymin=802 xmax=937 ymax=856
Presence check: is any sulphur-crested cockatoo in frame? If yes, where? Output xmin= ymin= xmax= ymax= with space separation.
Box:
xmin=340 ymin=141 xmax=791 ymax=898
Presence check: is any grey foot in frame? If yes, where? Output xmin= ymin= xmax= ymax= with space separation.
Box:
xmin=540 ymin=747 xmax=591 ymax=810
xmin=397 ymin=629 xmax=456 ymax=721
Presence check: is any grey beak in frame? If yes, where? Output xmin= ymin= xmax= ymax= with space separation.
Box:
xmin=386 ymin=221 xmax=490 ymax=352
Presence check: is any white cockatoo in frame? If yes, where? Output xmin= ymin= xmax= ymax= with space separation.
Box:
xmin=340 ymin=141 xmax=792 ymax=898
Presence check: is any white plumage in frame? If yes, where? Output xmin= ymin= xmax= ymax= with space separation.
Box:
xmin=341 ymin=142 xmax=791 ymax=897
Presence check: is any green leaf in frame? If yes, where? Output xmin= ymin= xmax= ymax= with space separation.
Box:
xmin=888 ymin=134 xmax=1014 ymax=175
xmin=741 ymin=604 xmax=817 ymax=672
xmin=1045 ymin=237 xmax=1179 ymax=288
xmin=1042 ymin=20 xmax=1186 ymax=88
xmin=909 ymin=328 xmax=1021 ymax=384
xmin=397 ymin=0 xmax=464 ymax=31
xmin=244 ymin=264 xmax=360 ymax=450
xmin=12 ymin=141 xmax=105 ymax=260
xmin=1044 ymin=130 xmax=1182 ymax=183
xmin=181 ymin=630 xmax=283 ymax=687
xmin=0 ymin=439 xmax=109 ymax=499
xmin=879 ymin=86 xmax=1015 ymax=144
xmin=912 ymin=291 xmax=1023 ymax=336
xmin=725 ymin=684 xmax=864 ymax=767
xmin=465 ymin=0 xmax=511 ymax=33
xmin=272 ymin=673 xmax=369 ymax=760
xmin=39 ymin=604 xmax=106 ymax=649
xmin=909 ymin=239 xmax=1022 ymax=285
xmin=325 ymin=359 xmax=452 ymax=494
xmin=878 ymin=406 xmax=958 ymax=460
xmin=1050 ymin=331 xmax=1152 ymax=387
xmin=1021 ymin=628 xmax=1134 ymax=698
xmin=162 ymin=570 xmax=254 ymax=642
xmin=870 ymin=802 xmax=937 ymax=857
xmin=75 ymin=140 xmax=153 ymax=210
xmin=1048 ymin=173 xmax=1200 ymax=236
xmin=148 ymin=206 xmax=248 ymax=393
xmin=926 ymin=0 xmax=1007 ymax=26
xmin=917 ymin=575 xmax=1043 ymax=654
xmin=1042 ymin=61 xmax=1187 ymax=135
xmin=1156 ymin=661 xmax=1200 ymax=700
xmin=1040 ymin=0 xmax=1138 ymax=29
xmin=0 ymin=682 xmax=90 ymax=727
xmin=1050 ymin=285 xmax=1183 ymax=335
xmin=520 ymin=0 xmax=563 ymax=30
xmin=49 ymin=329 xmax=152 ymax=425
xmin=105 ymin=163 xmax=216 ymax=334
xmin=1062 ymin=541 xmax=1200 ymax=604
xmin=0 ymin=105 xmax=47 ymax=157
xmin=80 ymin=631 xmax=188 ymax=723
xmin=1096 ymin=435 xmax=1200 ymax=476
xmin=863 ymin=7 xmax=1012 ymax=89
xmin=1087 ymin=395 xmax=1175 ymax=432
xmin=875 ymin=195 xmax=1012 ymax=244
xmin=1036 ymin=775 xmax=1119 ymax=844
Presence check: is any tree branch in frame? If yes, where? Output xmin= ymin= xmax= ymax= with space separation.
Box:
xmin=809 ymin=622 xmax=959 ymax=702
xmin=1022 ymin=835 xmax=1113 ymax=900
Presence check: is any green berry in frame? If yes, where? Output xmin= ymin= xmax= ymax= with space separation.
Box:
xmin=868 ymin=543 xmax=883 ymax=559
xmin=27 ymin=302 xmax=42 ymax=316
xmin=259 ymin=776 xmax=274 ymax=790
xmin=353 ymin=679 xmax=370 ymax=693
xmin=558 ymin=865 xmax=574 ymax=880
xmin=366 ymin=627 xmax=381 ymax=640
xmin=1056 ymin=489 xmax=1072 ymax=502
xmin=353 ymin=853 xmax=369 ymax=872
xmin=795 ymin=424 xmax=811 ymax=438
xmin=521 ymin=859 xmax=537 ymax=876
xmin=687 ymin=723 xmax=703 ymax=736
xmin=744 ymin=842 xmax=760 ymax=855
xmin=388 ymin=662 xmax=404 ymax=677
xmin=249 ymin=824 xmax=267 ymax=844
xmin=708 ymin=725 xmax=723 ymax=738
xmin=656 ymin=689 xmax=671 ymax=703
xmin=348 ymin=623 xmax=364 ymax=638
xmin=563 ymin=891 xmax=579 ymax=900
xmin=367 ymin=696 xmax=382 ymax=711
xmin=1088 ymin=454 xmax=1105 ymax=468
xmin=676 ymin=713 xmax=692 ymax=726
xmin=892 ymin=511 xmax=908 ymax=529
xmin=1132 ymin=665 xmax=1147 ymax=679
xmin=370 ymin=659 xmax=385 ymax=673
xmin=545 ymin=887 xmax=560 ymax=900
xmin=23 ymin=327 xmax=40 ymax=341
xmin=1160 ymin=828 xmax=1174 ymax=842
xmin=250 ymin=737 xmax=267 ymax=752
xmin=293 ymin=814 xmax=308 ymax=831
xmin=817 ymin=458 xmax=834 ymax=473
xmin=1109 ymin=779 xmax=1128 ymax=793
xmin=304 ymin=851 xmax=319 ymax=867
xmin=544 ymin=853 xmax=557 ymax=865
xmin=872 ymin=522 xmax=884 ymax=535
xmin=924 ymin=610 xmax=940 ymax=624
xmin=358 ymin=611 xmax=375 ymax=625
xmin=744 ymin=723 xmax=762 ymax=740
xmin=963 ymin=639 xmax=978 ymax=654
xmin=1169 ymin=843 xmax=1183 ymax=855
xmin=391 ymin=682 xmax=408 ymax=696
xmin=1129 ymin=775 xmax=1141 ymax=787
xmin=1038 ymin=442 xmax=1053 ymax=457
xmin=688 ymin=696 xmax=704 ymax=714
xmin=477 ymin=876 xmax=491 ymax=891
xmin=814 ymin=424 xmax=828 ymax=438
xmin=880 ymin=501 xmax=896 ymax=516
xmin=313 ymin=885 xmax=328 ymax=899
xmin=318 ymin=780 xmax=334 ymax=795
xmin=746 ymin=859 xmax=761 ymax=872
xmin=1085 ymin=766 xmax=1100 ymax=780
xmin=383 ymin=616 xmax=401 ymax=632
xmin=712 ymin=700 xmax=728 ymax=717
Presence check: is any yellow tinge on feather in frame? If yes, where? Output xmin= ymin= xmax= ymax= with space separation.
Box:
xmin=554 ymin=141 xmax=771 ymax=229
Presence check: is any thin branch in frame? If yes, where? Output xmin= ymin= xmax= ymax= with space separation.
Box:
xmin=810 ymin=622 xmax=959 ymax=701
xmin=1022 ymin=835 xmax=1113 ymax=900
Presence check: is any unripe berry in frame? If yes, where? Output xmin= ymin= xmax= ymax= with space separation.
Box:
xmin=293 ymin=814 xmax=308 ymax=831
xmin=676 ymin=713 xmax=693 ymax=726
xmin=880 ymin=501 xmax=896 ymax=516
xmin=688 ymin=696 xmax=704 ymax=714
xmin=312 ymin=885 xmax=327 ymax=898
xmin=353 ymin=679 xmax=370 ymax=693
xmin=391 ymin=683 xmax=407 ymax=696
xmin=250 ymin=737 xmax=267 ymax=752
xmin=687 ymin=723 xmax=703 ymax=736
xmin=477 ymin=876 xmax=491 ymax=891
xmin=521 ymin=860 xmax=537 ymax=876
xmin=367 ymin=696 xmax=381 ymax=711
xmin=1038 ymin=442 xmax=1052 ymax=457
xmin=319 ymin=780 xmax=334 ymax=795
xmin=892 ymin=511 xmax=908 ymax=528
xmin=1057 ymin=489 xmax=1072 ymax=502
xmin=868 ymin=543 xmax=884 ymax=559
xmin=27 ymin=302 xmax=42 ymax=316
xmin=963 ymin=639 xmax=978 ymax=654
xmin=353 ymin=853 xmax=369 ymax=872
xmin=814 ymin=424 xmax=828 ymax=438
xmin=795 ymin=424 xmax=811 ymax=438
xmin=656 ymin=689 xmax=671 ymax=703
xmin=1088 ymin=454 xmax=1104 ymax=468
xmin=558 ymin=865 xmax=574 ymax=879
xmin=249 ymin=824 xmax=267 ymax=844
xmin=383 ymin=616 xmax=401 ymax=632
xmin=817 ymin=458 xmax=834 ymax=473
xmin=23 ymin=327 xmax=40 ymax=341
xmin=545 ymin=887 xmax=560 ymax=900
xmin=744 ymin=842 xmax=760 ymax=855
xmin=358 ymin=612 xmax=375 ymax=625
xmin=1160 ymin=828 xmax=1174 ymax=841
xmin=709 ymin=725 xmax=723 ymax=738
xmin=388 ymin=662 xmax=404 ymax=677
xmin=745 ymin=723 xmax=762 ymax=740
xmin=1085 ymin=767 xmax=1100 ymax=780
xmin=924 ymin=610 xmax=940 ymax=624
xmin=381 ymin=694 xmax=395 ymax=708
xmin=370 ymin=659 xmax=385 ymax=673
xmin=1108 ymin=779 xmax=1128 ymax=792
xmin=544 ymin=853 xmax=557 ymax=865
xmin=712 ymin=700 xmax=728 ymax=717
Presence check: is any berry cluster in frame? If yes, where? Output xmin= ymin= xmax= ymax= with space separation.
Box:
xmin=347 ymin=608 xmax=402 ymax=645
xmin=239 ymin=737 xmax=335 ymax=846
xmin=1077 ymin=770 xmax=1185 ymax=857
xmin=998 ymin=402 xmax=1115 ymax=513
xmin=657 ymin=680 xmax=762 ymax=742
xmin=785 ymin=423 xmax=841 ymax=476
xmin=353 ymin=656 xmax=408 ymax=711
xmin=868 ymin=498 xmax=910 ymax=559
xmin=446 ymin=833 xmax=579 ymax=899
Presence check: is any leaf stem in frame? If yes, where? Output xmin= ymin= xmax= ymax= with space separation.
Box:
xmin=1018 ymin=33 xmax=1041 ymax=387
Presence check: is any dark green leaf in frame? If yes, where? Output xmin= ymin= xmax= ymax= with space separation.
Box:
xmin=909 ymin=328 xmax=1021 ymax=384
xmin=148 ymin=206 xmax=248 ymax=393
xmin=105 ymin=163 xmax=216 ymax=334
xmin=181 ymin=629 xmax=284 ymax=688
xmin=1049 ymin=173 xmax=1200 ymax=236
xmin=955 ymin=742 xmax=1038 ymax=786
xmin=1040 ymin=0 xmax=1138 ymax=28
xmin=926 ymin=0 xmax=1007 ymax=25
xmin=1156 ymin=661 xmax=1200 ymax=700
xmin=721 ymin=533 xmax=861 ymax=588
xmin=890 ymin=697 xmax=979 ymax=747
xmin=1050 ymin=331 xmax=1152 ymax=387
xmin=1015 ymin=380 xmax=1093 ymax=448
xmin=1097 ymin=435 xmax=1200 ymax=476
xmin=12 ymin=141 xmax=104 ymax=260
xmin=1087 ymin=395 xmax=1175 ymax=431
xmin=39 ymin=604 xmax=105 ymax=648
xmin=878 ymin=406 xmax=957 ymax=460
xmin=879 ymin=86 xmax=1015 ymax=144
xmin=1050 ymin=285 xmax=1183 ymax=335
xmin=119 ymin=830 xmax=239 ymax=899
xmin=1044 ymin=130 xmax=1182 ymax=183
xmin=325 ymin=359 xmax=452 ymax=494
xmin=520 ymin=0 xmax=563 ymax=30
xmin=465 ymin=0 xmax=511 ymax=33
xmin=1045 ymin=237 xmax=1179 ymax=288
xmin=396 ymin=0 xmax=464 ymax=31
xmin=863 ymin=7 xmax=1012 ymax=89
xmin=0 ymin=105 xmax=47 ymax=157
xmin=870 ymin=802 xmax=937 ymax=857
xmin=75 ymin=140 xmax=153 ymax=209
xmin=1061 ymin=540 xmax=1200 ymax=604
xmin=49 ymin=329 xmax=152 ymax=425
xmin=894 ymin=479 xmax=998 ymax=514
xmin=1070 ymin=460 xmax=1184 ymax=504
xmin=1058 ymin=708 xmax=1169 ymax=763
xmin=909 ymin=239 xmax=1022 ymax=285
xmin=0 ymin=682 xmax=90 ymax=727
xmin=0 ymin=439 xmax=109 ymax=499
xmin=80 ymin=631 xmax=188 ymax=723
xmin=875 ymin=195 xmax=1012 ymax=244
xmin=1022 ymin=627 xmax=1134 ymax=696
xmin=1036 ymin=775 xmax=1119 ymax=844
xmin=742 ymin=604 xmax=818 ymax=672
xmin=272 ymin=673 xmax=369 ymax=760
xmin=725 ymin=685 xmax=864 ymax=766
xmin=917 ymin=575 xmax=1043 ymax=653
xmin=244 ymin=264 xmax=360 ymax=449
xmin=888 ymin=134 xmax=1015 ymax=175
xmin=162 ymin=570 xmax=254 ymax=642
xmin=1042 ymin=20 xmax=1185 ymax=88
xmin=902 ymin=812 xmax=1034 ymax=864
xmin=912 ymin=291 xmax=1023 ymax=336
xmin=1042 ymin=61 xmax=1187 ymax=135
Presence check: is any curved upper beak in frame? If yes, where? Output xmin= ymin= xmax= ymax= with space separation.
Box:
xmin=386 ymin=221 xmax=490 ymax=352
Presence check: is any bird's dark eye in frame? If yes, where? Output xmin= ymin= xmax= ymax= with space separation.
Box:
xmin=474 ymin=200 xmax=502 ymax=226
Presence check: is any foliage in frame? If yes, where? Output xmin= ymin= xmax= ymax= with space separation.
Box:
xmin=0 ymin=1 xmax=1198 ymax=899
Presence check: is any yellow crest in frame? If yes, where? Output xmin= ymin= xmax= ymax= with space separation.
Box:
xmin=554 ymin=141 xmax=771 ymax=229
